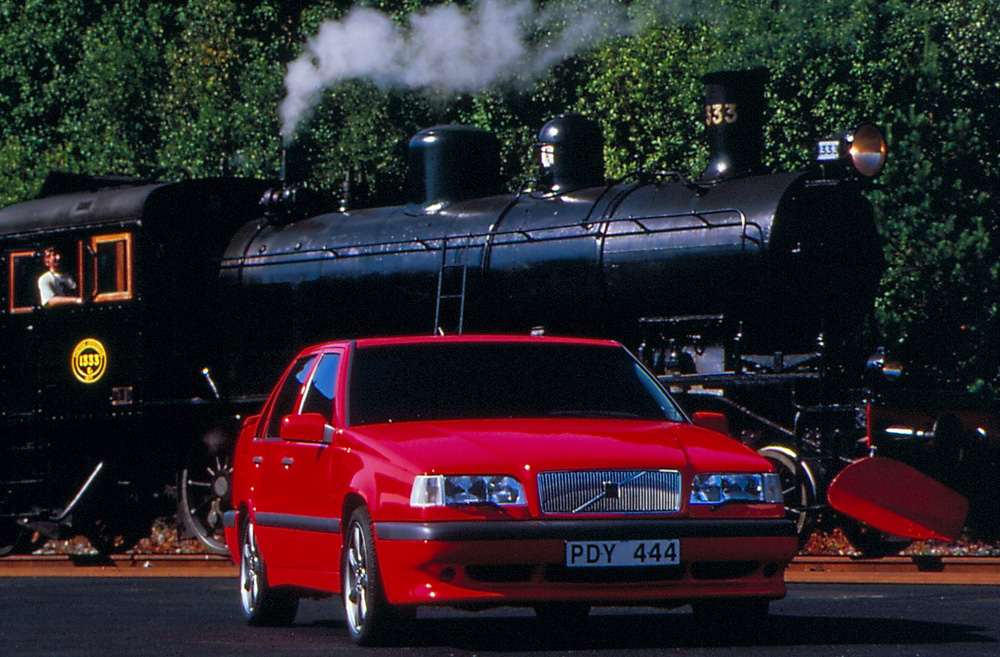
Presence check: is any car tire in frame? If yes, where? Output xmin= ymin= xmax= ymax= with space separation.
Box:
xmin=239 ymin=518 xmax=299 ymax=627
xmin=341 ymin=506 xmax=415 ymax=645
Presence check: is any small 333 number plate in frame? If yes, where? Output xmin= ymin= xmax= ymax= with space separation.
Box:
xmin=566 ymin=539 xmax=680 ymax=567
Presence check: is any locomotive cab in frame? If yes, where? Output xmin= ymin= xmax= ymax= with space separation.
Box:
xmin=0 ymin=174 xmax=267 ymax=552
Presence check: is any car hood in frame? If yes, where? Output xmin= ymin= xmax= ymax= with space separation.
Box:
xmin=347 ymin=418 xmax=769 ymax=475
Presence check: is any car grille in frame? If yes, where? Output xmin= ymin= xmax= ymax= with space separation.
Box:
xmin=537 ymin=470 xmax=682 ymax=514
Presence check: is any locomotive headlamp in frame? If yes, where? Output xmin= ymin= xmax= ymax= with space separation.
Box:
xmin=690 ymin=473 xmax=783 ymax=505
xmin=410 ymin=474 xmax=526 ymax=507
xmin=816 ymin=124 xmax=887 ymax=178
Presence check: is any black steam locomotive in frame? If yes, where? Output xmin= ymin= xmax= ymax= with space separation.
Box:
xmin=1 ymin=69 xmax=992 ymax=556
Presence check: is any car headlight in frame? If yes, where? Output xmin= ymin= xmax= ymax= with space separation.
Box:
xmin=410 ymin=475 xmax=527 ymax=507
xmin=690 ymin=473 xmax=783 ymax=505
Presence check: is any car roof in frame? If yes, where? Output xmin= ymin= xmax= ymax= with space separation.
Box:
xmin=298 ymin=334 xmax=623 ymax=355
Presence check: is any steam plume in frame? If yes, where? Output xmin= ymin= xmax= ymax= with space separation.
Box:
xmin=280 ymin=0 xmax=672 ymax=143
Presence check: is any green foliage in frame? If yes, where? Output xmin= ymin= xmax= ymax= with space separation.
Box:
xmin=862 ymin=0 xmax=1000 ymax=391
xmin=581 ymin=21 xmax=711 ymax=178
xmin=0 ymin=0 xmax=996 ymax=392
xmin=66 ymin=0 xmax=174 ymax=176
xmin=159 ymin=0 xmax=290 ymax=178
xmin=0 ymin=0 xmax=97 ymax=200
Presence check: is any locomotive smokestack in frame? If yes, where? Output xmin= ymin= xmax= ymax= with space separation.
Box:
xmin=261 ymin=144 xmax=315 ymax=225
xmin=701 ymin=68 xmax=768 ymax=181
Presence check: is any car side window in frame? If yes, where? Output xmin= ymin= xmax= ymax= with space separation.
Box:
xmin=8 ymin=250 xmax=41 ymax=313
xmin=300 ymin=353 xmax=340 ymax=423
xmin=264 ymin=355 xmax=317 ymax=439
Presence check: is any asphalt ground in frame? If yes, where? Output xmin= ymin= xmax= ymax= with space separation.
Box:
xmin=1 ymin=578 xmax=999 ymax=657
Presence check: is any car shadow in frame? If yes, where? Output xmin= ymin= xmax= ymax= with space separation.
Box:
xmin=300 ymin=609 xmax=996 ymax=651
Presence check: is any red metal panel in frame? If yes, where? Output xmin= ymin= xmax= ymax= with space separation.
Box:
xmin=827 ymin=456 xmax=968 ymax=541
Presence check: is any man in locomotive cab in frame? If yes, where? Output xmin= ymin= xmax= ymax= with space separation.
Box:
xmin=38 ymin=246 xmax=80 ymax=306
xmin=536 ymin=113 xmax=605 ymax=195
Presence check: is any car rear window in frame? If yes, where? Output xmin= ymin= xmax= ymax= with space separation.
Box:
xmin=348 ymin=342 xmax=685 ymax=426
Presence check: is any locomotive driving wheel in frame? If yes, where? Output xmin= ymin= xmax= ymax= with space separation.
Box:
xmin=757 ymin=445 xmax=818 ymax=545
xmin=179 ymin=431 xmax=232 ymax=555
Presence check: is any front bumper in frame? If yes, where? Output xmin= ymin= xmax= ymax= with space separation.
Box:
xmin=373 ymin=518 xmax=797 ymax=606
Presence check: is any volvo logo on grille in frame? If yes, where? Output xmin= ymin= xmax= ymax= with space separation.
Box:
xmin=572 ymin=472 xmax=645 ymax=513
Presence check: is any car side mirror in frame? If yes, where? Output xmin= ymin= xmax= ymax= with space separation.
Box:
xmin=692 ymin=411 xmax=730 ymax=437
xmin=280 ymin=413 xmax=335 ymax=444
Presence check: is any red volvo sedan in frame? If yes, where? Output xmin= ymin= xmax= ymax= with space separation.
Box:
xmin=224 ymin=335 xmax=797 ymax=644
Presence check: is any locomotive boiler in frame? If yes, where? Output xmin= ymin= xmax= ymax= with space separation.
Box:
xmin=217 ymin=70 xmax=884 ymax=397
xmin=1 ymin=69 xmax=990 ymax=558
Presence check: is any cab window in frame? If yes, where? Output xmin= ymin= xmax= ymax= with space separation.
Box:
xmin=263 ymin=356 xmax=317 ymax=439
xmin=300 ymin=353 xmax=341 ymax=423
xmin=8 ymin=251 xmax=41 ymax=313
xmin=91 ymin=233 xmax=132 ymax=302
xmin=7 ymin=243 xmax=83 ymax=312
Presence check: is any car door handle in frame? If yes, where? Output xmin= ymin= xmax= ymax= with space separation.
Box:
xmin=281 ymin=457 xmax=294 ymax=466
xmin=252 ymin=456 xmax=263 ymax=464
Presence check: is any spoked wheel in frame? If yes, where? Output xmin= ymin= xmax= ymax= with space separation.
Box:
xmin=342 ymin=506 xmax=414 ymax=645
xmin=757 ymin=445 xmax=818 ymax=545
xmin=179 ymin=432 xmax=232 ymax=555
xmin=239 ymin=518 xmax=298 ymax=626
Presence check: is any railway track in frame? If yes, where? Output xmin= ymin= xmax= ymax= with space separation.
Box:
xmin=0 ymin=553 xmax=237 ymax=578
xmin=3 ymin=554 xmax=1000 ymax=584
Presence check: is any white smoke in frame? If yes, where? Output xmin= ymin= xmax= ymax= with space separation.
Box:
xmin=279 ymin=0 xmax=667 ymax=143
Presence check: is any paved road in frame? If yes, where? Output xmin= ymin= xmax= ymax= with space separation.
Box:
xmin=1 ymin=578 xmax=998 ymax=656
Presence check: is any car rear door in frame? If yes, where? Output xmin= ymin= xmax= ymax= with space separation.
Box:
xmin=274 ymin=349 xmax=345 ymax=573
xmin=249 ymin=349 xmax=346 ymax=575
xmin=247 ymin=354 xmax=318 ymax=566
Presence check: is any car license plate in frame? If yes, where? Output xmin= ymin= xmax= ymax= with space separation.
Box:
xmin=565 ymin=539 xmax=680 ymax=567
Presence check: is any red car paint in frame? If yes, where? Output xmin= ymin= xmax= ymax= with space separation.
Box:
xmin=224 ymin=335 xmax=797 ymax=637
xmin=827 ymin=456 xmax=969 ymax=541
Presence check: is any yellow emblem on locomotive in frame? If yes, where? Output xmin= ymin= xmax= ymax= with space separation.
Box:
xmin=71 ymin=338 xmax=108 ymax=384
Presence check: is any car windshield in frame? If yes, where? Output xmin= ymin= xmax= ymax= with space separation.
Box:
xmin=348 ymin=342 xmax=686 ymax=426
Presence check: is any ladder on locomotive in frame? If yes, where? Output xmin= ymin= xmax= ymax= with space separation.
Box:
xmin=434 ymin=236 xmax=481 ymax=335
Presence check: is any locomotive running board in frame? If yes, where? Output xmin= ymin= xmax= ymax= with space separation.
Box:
xmin=827 ymin=456 xmax=968 ymax=541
